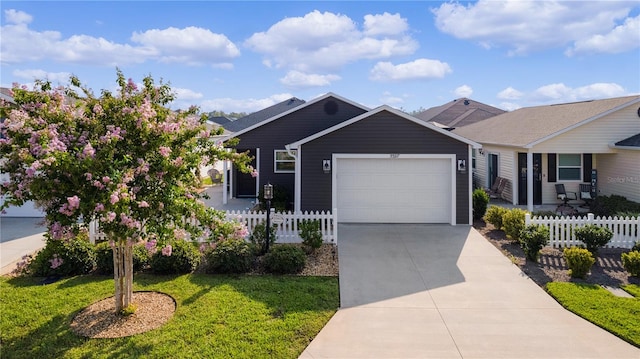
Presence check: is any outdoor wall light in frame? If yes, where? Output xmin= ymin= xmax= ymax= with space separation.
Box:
xmin=263 ymin=183 xmax=273 ymax=200
xmin=323 ymin=159 xmax=331 ymax=173
xmin=457 ymin=159 xmax=467 ymax=173
xmin=263 ymin=183 xmax=273 ymax=254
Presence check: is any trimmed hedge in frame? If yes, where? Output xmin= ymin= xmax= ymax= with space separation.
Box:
xmin=204 ymin=239 xmax=254 ymax=274
xmin=149 ymin=240 xmax=201 ymax=274
xmin=264 ymin=244 xmax=306 ymax=274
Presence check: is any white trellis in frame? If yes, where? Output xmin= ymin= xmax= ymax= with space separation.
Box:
xmin=89 ymin=209 xmax=338 ymax=245
xmin=526 ymin=213 xmax=639 ymax=249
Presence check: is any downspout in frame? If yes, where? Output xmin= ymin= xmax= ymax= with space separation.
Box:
xmin=285 ymin=144 xmax=300 ymax=213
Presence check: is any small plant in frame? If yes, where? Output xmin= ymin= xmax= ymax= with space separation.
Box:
xmin=621 ymin=251 xmax=640 ymax=277
xmin=484 ymin=205 xmax=508 ymax=229
xmin=264 ymin=244 xmax=306 ymax=274
xmin=28 ymin=232 xmax=96 ymax=277
xmin=149 ymin=240 xmax=201 ymax=274
xmin=519 ymin=224 xmax=550 ymax=261
xmin=120 ymin=303 xmax=138 ymax=316
xmin=502 ymin=208 xmax=529 ymax=243
xmin=249 ymin=221 xmax=277 ymax=254
xmin=472 ymin=188 xmax=490 ymax=221
xmin=574 ymin=225 xmax=613 ymax=255
xmin=299 ymin=220 xmax=323 ymax=253
xmin=563 ymin=247 xmax=595 ymax=278
xmin=632 ymin=242 xmax=640 ymax=252
xmin=205 ymin=239 xmax=254 ymax=274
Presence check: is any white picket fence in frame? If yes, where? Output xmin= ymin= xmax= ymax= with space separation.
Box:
xmin=89 ymin=209 xmax=338 ymax=245
xmin=525 ymin=213 xmax=639 ymax=249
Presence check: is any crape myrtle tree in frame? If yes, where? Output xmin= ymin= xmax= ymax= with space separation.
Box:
xmin=0 ymin=70 xmax=253 ymax=313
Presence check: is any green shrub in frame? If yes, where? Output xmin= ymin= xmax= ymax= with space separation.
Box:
xmin=632 ymin=242 xmax=640 ymax=252
xmin=263 ymin=244 xmax=306 ymax=274
xmin=299 ymin=220 xmax=323 ymax=253
xmin=574 ymin=225 xmax=613 ymax=255
xmin=28 ymin=232 xmax=96 ymax=277
xmin=563 ymin=247 xmax=595 ymax=278
xmin=520 ymin=224 xmax=550 ymax=261
xmin=149 ymin=240 xmax=201 ymax=274
xmin=472 ymin=189 xmax=490 ymax=220
xmin=249 ymin=221 xmax=277 ymax=254
xmin=590 ymin=194 xmax=640 ymax=217
xmin=621 ymin=251 xmax=640 ymax=277
xmin=204 ymin=239 xmax=254 ymax=274
xmin=484 ymin=205 xmax=508 ymax=229
xmin=502 ymin=208 xmax=529 ymax=243
xmin=94 ymin=241 xmax=150 ymax=274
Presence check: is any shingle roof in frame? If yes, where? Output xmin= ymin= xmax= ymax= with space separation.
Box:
xmin=207 ymin=116 xmax=231 ymax=125
xmin=453 ymin=95 xmax=640 ymax=148
xmin=222 ymin=97 xmax=305 ymax=132
xmin=414 ymin=98 xmax=505 ymax=129
xmin=614 ymin=133 xmax=640 ymax=148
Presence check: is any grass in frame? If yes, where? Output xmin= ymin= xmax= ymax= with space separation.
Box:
xmin=0 ymin=274 xmax=339 ymax=359
xmin=623 ymin=284 xmax=640 ymax=297
xmin=546 ymin=282 xmax=640 ymax=347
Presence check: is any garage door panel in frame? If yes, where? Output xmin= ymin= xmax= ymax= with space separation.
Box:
xmin=337 ymin=157 xmax=452 ymax=223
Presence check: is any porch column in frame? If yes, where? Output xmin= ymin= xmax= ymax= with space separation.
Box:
xmin=223 ymin=160 xmax=228 ymax=205
xmin=527 ymin=151 xmax=534 ymax=212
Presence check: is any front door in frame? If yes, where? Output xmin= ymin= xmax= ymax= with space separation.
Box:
xmin=235 ymin=149 xmax=257 ymax=197
xmin=518 ymin=153 xmax=542 ymax=205
xmin=488 ymin=153 xmax=499 ymax=188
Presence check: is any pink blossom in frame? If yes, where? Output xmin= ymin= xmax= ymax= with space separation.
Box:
xmin=145 ymin=239 xmax=157 ymax=254
xmin=67 ymin=195 xmax=80 ymax=210
xmin=49 ymin=254 xmax=63 ymax=269
xmin=85 ymin=173 xmax=93 ymax=181
xmin=174 ymin=228 xmax=187 ymax=240
xmin=138 ymin=200 xmax=149 ymax=208
xmin=159 ymin=146 xmax=171 ymax=158
xmin=104 ymin=212 xmax=116 ymax=222
xmin=95 ymin=203 xmax=105 ymax=212
xmin=110 ymin=193 xmax=119 ymax=204
xmin=82 ymin=143 xmax=95 ymax=158
xmin=102 ymin=176 xmax=111 ymax=184
xmin=251 ymin=169 xmax=258 ymax=178
xmin=92 ymin=180 xmax=104 ymax=189
xmin=161 ymin=245 xmax=172 ymax=256
xmin=172 ymin=157 xmax=183 ymax=166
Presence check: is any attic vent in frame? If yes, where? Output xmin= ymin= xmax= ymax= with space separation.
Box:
xmin=324 ymin=100 xmax=338 ymax=115
xmin=464 ymin=100 xmax=470 ymax=105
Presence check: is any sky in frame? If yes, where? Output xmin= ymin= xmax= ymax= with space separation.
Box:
xmin=1 ymin=1 xmax=639 ymax=115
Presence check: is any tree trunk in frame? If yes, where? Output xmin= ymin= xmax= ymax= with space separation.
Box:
xmin=112 ymin=239 xmax=134 ymax=314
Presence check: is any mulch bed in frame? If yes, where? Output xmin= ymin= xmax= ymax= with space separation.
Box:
xmin=473 ymin=219 xmax=640 ymax=288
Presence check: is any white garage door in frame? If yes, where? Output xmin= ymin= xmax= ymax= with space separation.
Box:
xmin=336 ymin=157 xmax=453 ymax=223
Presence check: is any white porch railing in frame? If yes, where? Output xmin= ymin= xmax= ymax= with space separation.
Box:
xmin=89 ymin=209 xmax=338 ymax=245
xmin=525 ymin=213 xmax=639 ymax=249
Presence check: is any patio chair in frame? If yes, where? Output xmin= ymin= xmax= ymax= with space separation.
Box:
xmin=579 ymin=183 xmax=594 ymax=208
xmin=486 ymin=177 xmax=506 ymax=200
xmin=555 ymin=184 xmax=577 ymax=212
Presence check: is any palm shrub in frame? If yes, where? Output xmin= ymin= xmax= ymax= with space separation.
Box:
xmin=520 ymin=224 xmax=550 ymax=261
xmin=249 ymin=221 xmax=277 ymax=254
xmin=472 ymin=189 xmax=490 ymax=221
xmin=28 ymin=232 xmax=96 ymax=277
xmin=149 ymin=240 xmax=201 ymax=274
xmin=502 ymin=208 xmax=529 ymax=243
xmin=563 ymin=247 xmax=595 ymax=278
xmin=484 ymin=205 xmax=508 ymax=230
xmin=264 ymin=244 xmax=306 ymax=274
xmin=621 ymin=251 xmax=640 ymax=277
xmin=299 ymin=220 xmax=323 ymax=253
xmin=204 ymin=239 xmax=254 ymax=274
xmin=574 ymin=225 xmax=613 ymax=255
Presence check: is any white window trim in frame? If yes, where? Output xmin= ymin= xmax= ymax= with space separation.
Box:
xmin=274 ymin=149 xmax=295 ymax=173
xmin=557 ymin=153 xmax=582 ymax=181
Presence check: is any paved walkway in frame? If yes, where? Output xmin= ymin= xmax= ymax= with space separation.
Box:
xmin=300 ymin=224 xmax=639 ymax=358
xmin=0 ymin=217 xmax=46 ymax=275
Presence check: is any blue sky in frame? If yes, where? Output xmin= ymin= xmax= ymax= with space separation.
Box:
xmin=1 ymin=1 xmax=639 ymax=114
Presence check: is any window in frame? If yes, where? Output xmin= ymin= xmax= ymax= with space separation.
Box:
xmin=558 ymin=154 xmax=581 ymax=181
xmin=274 ymin=150 xmax=295 ymax=173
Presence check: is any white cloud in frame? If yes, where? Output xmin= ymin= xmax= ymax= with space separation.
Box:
xmin=131 ymin=26 xmax=240 ymax=65
xmin=280 ymin=71 xmax=341 ymax=88
xmin=531 ymin=82 xmax=627 ymax=103
xmin=432 ymin=1 xmax=636 ymax=55
xmin=497 ymin=86 xmax=524 ymax=100
xmin=363 ymin=12 xmax=408 ymax=36
xmin=566 ymin=15 xmax=640 ymax=56
xmin=370 ymin=59 xmax=452 ymax=82
xmin=499 ymin=102 xmax=521 ymax=111
xmin=379 ymin=91 xmax=404 ymax=106
xmin=173 ymin=88 xmax=204 ymax=101
xmin=12 ymin=69 xmax=71 ymax=84
xmin=0 ymin=9 xmax=239 ymax=67
xmin=200 ymin=93 xmax=295 ymax=113
xmin=454 ymin=85 xmax=473 ymax=98
xmin=245 ymin=10 xmax=418 ymax=72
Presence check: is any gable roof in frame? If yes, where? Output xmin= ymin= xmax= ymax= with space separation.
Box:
xmin=222 ymin=97 xmax=305 ymax=133
xmin=414 ymin=98 xmax=505 ymax=129
xmin=207 ymin=116 xmax=232 ymax=125
xmin=224 ymin=93 xmax=369 ymax=139
xmin=287 ymin=105 xmax=480 ymax=150
xmin=612 ymin=133 xmax=640 ymax=150
xmin=453 ymin=95 xmax=640 ymax=148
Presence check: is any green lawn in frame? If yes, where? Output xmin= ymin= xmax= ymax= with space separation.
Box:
xmin=0 ymin=274 xmax=339 ymax=359
xmin=546 ymin=283 xmax=640 ymax=347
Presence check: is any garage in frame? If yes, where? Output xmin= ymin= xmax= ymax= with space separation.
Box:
xmin=334 ymin=155 xmax=454 ymax=224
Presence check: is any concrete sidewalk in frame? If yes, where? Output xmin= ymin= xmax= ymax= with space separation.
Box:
xmin=0 ymin=217 xmax=46 ymax=275
xmin=300 ymin=224 xmax=639 ymax=358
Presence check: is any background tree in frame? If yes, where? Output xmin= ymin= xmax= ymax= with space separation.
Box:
xmin=0 ymin=70 xmax=253 ymax=313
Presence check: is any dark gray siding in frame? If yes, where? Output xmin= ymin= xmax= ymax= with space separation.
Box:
xmin=230 ymin=97 xmax=367 ymax=197
xmin=300 ymin=110 xmax=470 ymax=224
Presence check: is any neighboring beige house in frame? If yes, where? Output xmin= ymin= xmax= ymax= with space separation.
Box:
xmin=454 ymin=95 xmax=640 ymax=211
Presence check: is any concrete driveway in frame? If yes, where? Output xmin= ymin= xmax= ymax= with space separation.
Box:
xmin=300 ymin=224 xmax=639 ymax=358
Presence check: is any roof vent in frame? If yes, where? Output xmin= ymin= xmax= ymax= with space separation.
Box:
xmin=324 ymin=100 xmax=338 ymax=115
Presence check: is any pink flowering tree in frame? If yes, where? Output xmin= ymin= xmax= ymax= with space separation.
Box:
xmin=0 ymin=70 xmax=253 ymax=313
